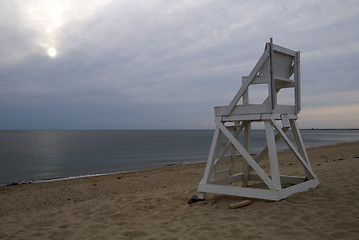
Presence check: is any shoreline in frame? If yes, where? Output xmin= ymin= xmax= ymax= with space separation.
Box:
xmin=1 ymin=141 xmax=359 ymax=239
xmin=0 ymin=158 xmax=208 ymax=188
xmin=2 ymin=140 xmax=358 ymax=188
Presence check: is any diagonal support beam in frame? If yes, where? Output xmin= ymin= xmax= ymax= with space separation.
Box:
xmin=216 ymin=120 xmax=278 ymax=190
xmin=224 ymin=51 xmax=270 ymax=115
xmin=290 ymin=120 xmax=310 ymax=166
xmin=201 ymin=127 xmax=221 ymax=184
xmin=214 ymin=122 xmax=245 ymax=167
xmin=270 ymin=119 xmax=317 ymax=179
xmin=290 ymin=119 xmax=315 ymax=177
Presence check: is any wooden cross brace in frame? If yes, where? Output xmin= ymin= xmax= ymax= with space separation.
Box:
xmin=198 ymin=117 xmax=318 ymax=201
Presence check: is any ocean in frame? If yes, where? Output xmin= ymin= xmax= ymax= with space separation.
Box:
xmin=1 ymin=129 xmax=358 ymax=185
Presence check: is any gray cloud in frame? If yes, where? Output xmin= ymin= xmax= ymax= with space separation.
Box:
xmin=1 ymin=0 xmax=359 ymax=129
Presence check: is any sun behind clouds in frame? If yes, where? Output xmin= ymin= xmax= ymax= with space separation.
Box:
xmin=47 ymin=47 xmax=57 ymax=58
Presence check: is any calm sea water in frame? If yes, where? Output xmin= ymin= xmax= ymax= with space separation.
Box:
xmin=1 ymin=129 xmax=358 ymax=185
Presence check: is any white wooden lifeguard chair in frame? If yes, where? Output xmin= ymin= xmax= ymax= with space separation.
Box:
xmin=197 ymin=39 xmax=319 ymax=201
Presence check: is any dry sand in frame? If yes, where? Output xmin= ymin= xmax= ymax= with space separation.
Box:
xmin=1 ymin=142 xmax=359 ymax=240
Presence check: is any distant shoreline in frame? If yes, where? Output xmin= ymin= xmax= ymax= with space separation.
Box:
xmin=1 ymin=128 xmax=358 ymax=131
xmin=301 ymin=128 xmax=359 ymax=130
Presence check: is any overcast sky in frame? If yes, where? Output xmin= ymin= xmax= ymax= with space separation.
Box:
xmin=1 ymin=0 xmax=359 ymax=130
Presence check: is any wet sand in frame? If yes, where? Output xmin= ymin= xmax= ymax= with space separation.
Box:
xmin=1 ymin=142 xmax=359 ymax=239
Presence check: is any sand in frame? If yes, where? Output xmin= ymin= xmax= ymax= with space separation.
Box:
xmin=1 ymin=142 xmax=359 ymax=240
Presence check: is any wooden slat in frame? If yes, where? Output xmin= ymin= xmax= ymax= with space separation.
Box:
xmin=273 ymin=105 xmax=297 ymax=114
xmin=272 ymin=44 xmax=297 ymax=56
xmin=215 ymin=105 xmax=268 ymax=116
xmin=210 ymin=173 xmax=243 ymax=185
xmin=279 ymin=179 xmax=319 ymax=199
xmin=214 ymin=169 xmax=232 ymax=178
xmin=220 ymin=114 xmax=262 ymax=122
xmin=198 ymin=183 xmax=280 ymax=201
xmin=198 ymin=178 xmax=319 ymax=201
xmin=242 ymin=121 xmax=251 ymax=186
xmin=290 ymin=119 xmax=309 ymax=164
xmin=219 ymin=113 xmax=297 ymax=122
xmin=289 ymin=119 xmax=316 ymax=180
xmin=243 ymin=75 xmax=269 ymax=84
xmin=274 ymin=76 xmax=294 ymax=82
xmin=249 ymin=174 xmax=306 ymax=185
xmin=269 ymin=38 xmax=276 ymax=110
xmin=215 ymin=104 xmax=297 ymax=117
xmin=294 ymin=51 xmax=301 ymax=112
xmin=275 ymin=81 xmax=294 ymax=89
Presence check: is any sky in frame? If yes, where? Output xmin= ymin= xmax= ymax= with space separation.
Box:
xmin=1 ymin=0 xmax=359 ymax=130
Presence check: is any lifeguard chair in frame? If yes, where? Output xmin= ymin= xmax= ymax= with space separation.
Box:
xmin=197 ymin=39 xmax=319 ymax=201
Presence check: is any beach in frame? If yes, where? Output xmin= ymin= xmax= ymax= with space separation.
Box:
xmin=1 ymin=142 xmax=358 ymax=239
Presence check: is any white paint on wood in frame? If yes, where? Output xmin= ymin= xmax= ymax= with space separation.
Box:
xmin=210 ymin=173 xmax=243 ymax=185
xmin=265 ymin=121 xmax=281 ymax=189
xmin=249 ymin=174 xmax=306 ymax=185
xmin=295 ymin=51 xmax=301 ymax=112
xmin=281 ymin=114 xmax=290 ymax=128
xmin=272 ymin=44 xmax=297 ymax=56
xmin=220 ymin=113 xmax=298 ymax=122
xmin=242 ymin=121 xmax=251 ymax=186
xmin=197 ymin=39 xmax=318 ymax=201
xmin=197 ymin=183 xmax=280 ymax=201
xmin=215 ymin=104 xmax=297 ymax=117
xmin=200 ymin=127 xmax=221 ymax=184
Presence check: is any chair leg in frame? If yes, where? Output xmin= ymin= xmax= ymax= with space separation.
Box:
xmin=265 ymin=121 xmax=281 ymax=189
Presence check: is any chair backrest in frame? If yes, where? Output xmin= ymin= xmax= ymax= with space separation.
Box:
xmin=222 ymin=38 xmax=300 ymax=117
xmin=272 ymin=51 xmax=294 ymax=81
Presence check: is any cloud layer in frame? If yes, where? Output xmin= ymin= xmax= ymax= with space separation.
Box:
xmin=1 ymin=0 xmax=359 ymax=129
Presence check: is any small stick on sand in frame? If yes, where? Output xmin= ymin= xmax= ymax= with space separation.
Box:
xmin=229 ymin=200 xmax=252 ymax=209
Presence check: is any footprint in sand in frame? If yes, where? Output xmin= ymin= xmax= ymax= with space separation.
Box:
xmin=122 ymin=231 xmax=148 ymax=237
xmin=110 ymin=213 xmax=129 ymax=219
